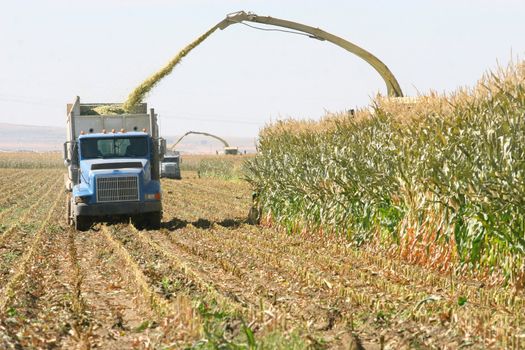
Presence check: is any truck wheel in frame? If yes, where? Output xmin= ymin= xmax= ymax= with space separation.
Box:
xmin=131 ymin=215 xmax=145 ymax=230
xmin=146 ymin=211 xmax=162 ymax=230
xmin=75 ymin=215 xmax=91 ymax=231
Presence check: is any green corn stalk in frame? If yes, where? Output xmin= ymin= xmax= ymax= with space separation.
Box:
xmin=246 ymin=60 xmax=525 ymax=286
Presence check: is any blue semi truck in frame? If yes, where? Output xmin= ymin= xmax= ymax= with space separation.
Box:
xmin=64 ymin=97 xmax=166 ymax=231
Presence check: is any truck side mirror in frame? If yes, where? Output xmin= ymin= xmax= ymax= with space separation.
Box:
xmin=63 ymin=142 xmax=70 ymax=164
xmin=159 ymin=138 xmax=166 ymax=157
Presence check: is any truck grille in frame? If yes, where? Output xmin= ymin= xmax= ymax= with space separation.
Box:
xmin=96 ymin=176 xmax=139 ymax=203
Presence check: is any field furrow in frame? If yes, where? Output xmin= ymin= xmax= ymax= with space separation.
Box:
xmin=162 ymin=175 xmax=525 ymax=349
xmin=103 ymin=224 xmax=258 ymax=336
xmin=150 ymin=227 xmax=302 ymax=330
xmin=66 ymin=225 xmax=170 ymax=349
xmin=163 ymin=179 xmax=250 ymax=220
xmin=0 ymin=169 xmax=31 ymax=193
xmin=0 ymin=176 xmax=63 ymax=287
xmin=0 ymin=188 xmax=71 ymax=349
xmin=131 ymin=226 xmax=248 ymax=314
xmin=163 ymin=225 xmax=390 ymax=346
xmin=0 ymin=169 xmax=61 ymax=222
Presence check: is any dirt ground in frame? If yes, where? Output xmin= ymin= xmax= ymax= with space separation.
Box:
xmin=0 ymin=168 xmax=523 ymax=349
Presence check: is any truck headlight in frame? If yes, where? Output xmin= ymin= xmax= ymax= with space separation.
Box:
xmin=145 ymin=193 xmax=161 ymax=200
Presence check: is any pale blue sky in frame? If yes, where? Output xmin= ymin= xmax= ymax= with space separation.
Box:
xmin=1 ymin=0 xmax=524 ymax=137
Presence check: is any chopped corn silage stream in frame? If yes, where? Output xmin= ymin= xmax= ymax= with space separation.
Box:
xmin=88 ymin=24 xmax=219 ymax=115
xmin=121 ymin=25 xmax=219 ymax=113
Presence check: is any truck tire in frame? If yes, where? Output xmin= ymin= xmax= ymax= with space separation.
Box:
xmin=75 ymin=215 xmax=91 ymax=231
xmin=131 ymin=212 xmax=161 ymax=230
xmin=131 ymin=215 xmax=146 ymax=230
xmin=146 ymin=211 xmax=162 ymax=230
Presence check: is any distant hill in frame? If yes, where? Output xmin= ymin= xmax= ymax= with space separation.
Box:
xmin=0 ymin=122 xmax=257 ymax=154
xmin=0 ymin=123 xmax=64 ymax=151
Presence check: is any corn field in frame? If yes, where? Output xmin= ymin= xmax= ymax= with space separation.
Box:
xmin=0 ymin=155 xmax=524 ymax=348
xmin=178 ymin=154 xmax=252 ymax=180
xmin=0 ymin=151 xmax=63 ymax=169
xmin=246 ymin=61 xmax=525 ymax=286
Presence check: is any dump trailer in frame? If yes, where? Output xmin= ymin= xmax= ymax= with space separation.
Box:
xmin=64 ymin=97 xmax=166 ymax=231
xmin=160 ymin=151 xmax=182 ymax=179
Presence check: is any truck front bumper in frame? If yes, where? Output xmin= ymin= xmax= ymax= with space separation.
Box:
xmin=75 ymin=201 xmax=162 ymax=217
xmin=163 ymin=173 xmax=181 ymax=179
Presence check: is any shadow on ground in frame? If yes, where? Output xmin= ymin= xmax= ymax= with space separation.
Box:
xmin=86 ymin=215 xmax=251 ymax=232
xmin=161 ymin=217 xmax=248 ymax=231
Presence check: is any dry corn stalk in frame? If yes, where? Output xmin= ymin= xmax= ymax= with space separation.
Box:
xmin=246 ymin=60 xmax=525 ymax=286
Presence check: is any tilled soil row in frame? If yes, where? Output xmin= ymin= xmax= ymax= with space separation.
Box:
xmin=160 ymin=174 xmax=525 ymax=349
xmin=160 ymin=224 xmax=388 ymax=348
xmin=167 ymin=177 xmax=250 ymax=198
xmin=0 ymin=170 xmax=60 ymax=222
xmin=0 ymin=188 xmax=69 ymax=349
xmin=66 ymin=225 xmax=173 ymax=349
xmin=0 ymin=169 xmax=32 ymax=201
xmin=154 ymin=227 xmax=315 ymax=332
xmin=0 ymin=169 xmax=31 ymax=189
xmin=0 ymin=169 xmax=523 ymax=350
xmin=162 ymin=178 xmax=250 ymax=222
xmin=168 ymin=224 xmax=492 ymax=348
xmin=162 ymin=180 xmax=382 ymax=348
xmin=0 ymin=176 xmax=63 ymax=287
xmin=233 ymin=224 xmax=525 ymax=346
xmin=104 ymin=224 xmax=261 ymax=344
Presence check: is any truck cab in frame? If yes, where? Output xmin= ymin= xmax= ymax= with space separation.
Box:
xmin=64 ymin=97 xmax=165 ymax=231
xmin=160 ymin=151 xmax=181 ymax=179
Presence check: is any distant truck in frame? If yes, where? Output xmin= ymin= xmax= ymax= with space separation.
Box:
xmin=223 ymin=146 xmax=239 ymax=155
xmin=160 ymin=151 xmax=182 ymax=179
xmin=64 ymin=97 xmax=165 ymax=231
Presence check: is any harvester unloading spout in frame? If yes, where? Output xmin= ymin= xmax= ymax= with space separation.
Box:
xmin=170 ymin=131 xmax=239 ymax=155
xmin=215 ymin=11 xmax=403 ymax=97
xmin=122 ymin=10 xmax=403 ymax=114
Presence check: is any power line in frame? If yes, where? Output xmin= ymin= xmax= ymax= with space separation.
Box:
xmin=0 ymin=96 xmax=58 ymax=107
xmin=160 ymin=114 xmax=265 ymax=125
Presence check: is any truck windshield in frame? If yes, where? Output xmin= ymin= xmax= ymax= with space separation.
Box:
xmin=163 ymin=157 xmax=179 ymax=162
xmin=81 ymin=137 xmax=148 ymax=159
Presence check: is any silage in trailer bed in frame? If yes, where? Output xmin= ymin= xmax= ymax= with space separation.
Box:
xmin=246 ymin=61 xmax=525 ymax=285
